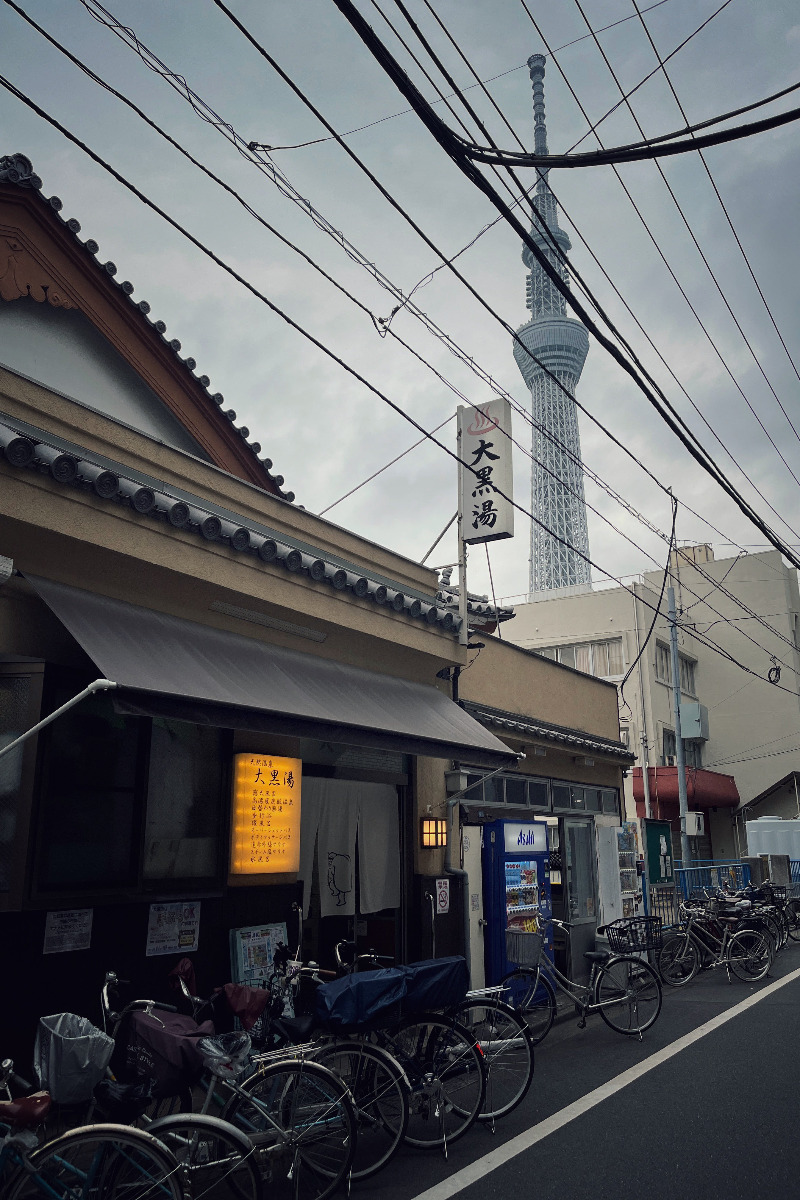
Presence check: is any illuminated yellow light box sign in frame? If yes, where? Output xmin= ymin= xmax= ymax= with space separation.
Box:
xmin=230 ymin=754 xmax=302 ymax=875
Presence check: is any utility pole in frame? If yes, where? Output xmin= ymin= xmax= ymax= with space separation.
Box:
xmin=667 ymin=586 xmax=691 ymax=865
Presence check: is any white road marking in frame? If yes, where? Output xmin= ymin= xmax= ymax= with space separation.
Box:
xmin=411 ymin=963 xmax=800 ymax=1200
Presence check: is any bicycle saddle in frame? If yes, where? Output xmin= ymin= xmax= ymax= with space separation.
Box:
xmin=0 ymin=1091 xmax=52 ymax=1129
xmin=583 ymin=950 xmax=611 ymax=962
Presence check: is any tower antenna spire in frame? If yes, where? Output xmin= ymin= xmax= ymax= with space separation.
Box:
xmin=514 ymin=54 xmax=592 ymax=597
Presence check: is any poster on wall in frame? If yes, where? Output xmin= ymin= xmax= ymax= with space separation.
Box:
xmin=230 ymin=922 xmax=288 ymax=984
xmin=145 ymin=901 xmax=201 ymax=957
xmin=43 ymin=908 xmax=93 ymax=954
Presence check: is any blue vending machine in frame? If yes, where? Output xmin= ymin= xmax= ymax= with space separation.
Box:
xmin=482 ymin=819 xmax=552 ymax=984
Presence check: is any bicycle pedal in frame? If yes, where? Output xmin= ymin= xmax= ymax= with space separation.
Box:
xmin=576 ymin=1017 xmax=586 ymax=1029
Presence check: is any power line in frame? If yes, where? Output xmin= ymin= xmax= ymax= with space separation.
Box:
xmin=330 ymin=0 xmax=800 ymax=569
xmin=509 ymin=0 xmax=800 ymax=543
xmin=568 ymin=0 xmax=800 ymax=480
xmin=566 ymin=0 xmax=735 ymax=152
xmin=13 ymin=0 xmax=700 ymax=578
xmin=4 ymin=69 xmax=795 ymax=700
xmin=630 ymin=0 xmax=800 ymax=411
xmin=73 ymin=0 xmax=798 ymax=581
xmin=57 ymin=0 xmax=800 ymax=650
xmin=376 ymin=0 xmax=800 ymax=543
xmin=251 ymin=0 xmax=679 ymax=152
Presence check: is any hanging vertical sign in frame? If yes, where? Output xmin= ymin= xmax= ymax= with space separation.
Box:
xmin=458 ymin=397 xmax=514 ymax=544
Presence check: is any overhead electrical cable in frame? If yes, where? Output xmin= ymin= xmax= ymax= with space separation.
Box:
xmin=3 ymin=70 xmax=794 ymax=697
xmin=64 ymin=0 xmax=800 ymax=625
xmin=348 ymin=2 xmax=800 ymax=551
xmin=328 ymin=0 xmax=800 ymax=567
xmin=19 ymin=0 xmax=701 ymax=571
xmin=569 ymin=0 xmax=800 ymax=479
xmin=73 ymin=0 xmax=796 ymax=578
xmin=630 ymin=0 xmax=800 ymax=404
xmin=509 ymin=0 xmax=800 ymax=541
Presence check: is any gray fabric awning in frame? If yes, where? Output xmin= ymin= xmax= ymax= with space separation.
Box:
xmin=28 ymin=575 xmax=514 ymax=767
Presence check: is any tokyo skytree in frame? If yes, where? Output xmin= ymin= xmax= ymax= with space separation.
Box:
xmin=513 ymin=54 xmax=591 ymax=596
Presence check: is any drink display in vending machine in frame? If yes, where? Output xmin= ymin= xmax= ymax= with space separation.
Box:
xmin=482 ymin=819 xmax=552 ymax=984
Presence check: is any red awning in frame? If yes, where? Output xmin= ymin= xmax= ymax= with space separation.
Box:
xmin=632 ymin=766 xmax=739 ymax=812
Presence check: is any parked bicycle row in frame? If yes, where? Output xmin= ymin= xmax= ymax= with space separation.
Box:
xmin=4 ymin=905 xmax=784 ymax=1199
xmin=657 ymin=881 xmax=799 ymax=987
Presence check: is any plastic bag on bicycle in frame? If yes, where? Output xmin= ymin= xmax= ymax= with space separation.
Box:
xmin=400 ymin=957 xmax=469 ymax=1013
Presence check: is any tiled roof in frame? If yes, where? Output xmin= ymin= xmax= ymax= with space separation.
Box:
xmin=461 ymin=699 xmax=634 ymax=762
xmin=0 ymin=152 xmax=294 ymax=502
xmin=0 ymin=410 xmax=463 ymax=636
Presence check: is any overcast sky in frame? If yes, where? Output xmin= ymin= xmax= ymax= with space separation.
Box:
xmin=2 ymin=0 xmax=799 ymax=605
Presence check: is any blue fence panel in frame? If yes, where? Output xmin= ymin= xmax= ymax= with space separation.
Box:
xmin=791 ymin=861 xmax=800 ymax=896
xmin=675 ymin=862 xmax=750 ymax=899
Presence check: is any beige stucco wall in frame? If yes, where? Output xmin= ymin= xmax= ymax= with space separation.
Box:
xmin=505 ymin=552 xmax=800 ymax=831
xmin=0 ymin=366 xmax=467 ymax=681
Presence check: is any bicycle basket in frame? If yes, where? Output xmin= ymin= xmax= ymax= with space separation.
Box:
xmin=505 ymin=929 xmax=543 ymax=967
xmin=764 ymin=884 xmax=787 ymax=902
xmin=35 ymin=1013 xmax=115 ymax=1105
xmin=603 ymin=916 xmax=663 ymax=953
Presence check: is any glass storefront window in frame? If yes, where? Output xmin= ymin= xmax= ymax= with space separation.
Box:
xmin=36 ymin=687 xmax=142 ymax=890
xmin=601 ymin=789 xmax=619 ymax=815
xmin=0 ymin=675 xmax=31 ymax=893
xmin=583 ymin=789 xmax=602 ymax=812
xmin=143 ymin=719 xmax=223 ymax=879
xmin=570 ymin=787 xmax=586 ymax=810
xmin=528 ymin=780 xmax=549 ymax=809
xmin=505 ymin=777 xmax=526 ymax=807
xmin=552 ymin=784 xmax=571 ymax=810
xmin=483 ymin=776 xmax=505 ymax=805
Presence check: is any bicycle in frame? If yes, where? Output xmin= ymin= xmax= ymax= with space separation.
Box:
xmin=0 ymin=1057 xmax=185 ymax=1200
xmin=102 ymin=972 xmax=353 ymax=1200
xmin=447 ymin=991 xmax=534 ymax=1124
xmin=657 ymin=897 xmax=775 ymax=986
xmin=500 ymin=916 xmax=663 ymax=1042
xmin=263 ymin=947 xmax=486 ymax=1158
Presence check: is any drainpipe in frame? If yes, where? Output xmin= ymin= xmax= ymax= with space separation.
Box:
xmin=667 ymin=586 xmax=691 ymax=865
xmin=795 ymin=774 xmax=800 ymax=820
xmin=0 ymin=678 xmax=118 ymax=760
xmin=444 ymin=756 xmax=525 ymax=979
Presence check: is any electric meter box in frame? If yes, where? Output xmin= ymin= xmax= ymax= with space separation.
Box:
xmin=686 ymin=812 xmax=705 ymax=837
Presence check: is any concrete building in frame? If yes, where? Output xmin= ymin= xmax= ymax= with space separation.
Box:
xmin=505 ymin=545 xmax=800 ymax=861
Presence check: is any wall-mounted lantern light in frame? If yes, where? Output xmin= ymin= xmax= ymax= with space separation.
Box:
xmin=420 ymin=818 xmax=447 ymax=848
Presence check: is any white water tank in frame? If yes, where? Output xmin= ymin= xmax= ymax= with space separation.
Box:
xmin=746 ymin=816 xmax=800 ymax=858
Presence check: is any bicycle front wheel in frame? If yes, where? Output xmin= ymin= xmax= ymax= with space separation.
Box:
xmin=6 ymin=1123 xmax=185 ymax=1200
xmin=594 ymin=956 xmax=662 ymax=1036
xmin=311 ymin=1041 xmax=409 ymax=1180
xmin=389 ymin=1015 xmax=486 ymax=1149
xmin=499 ymin=968 xmax=556 ymax=1046
xmin=148 ymin=1112 xmax=264 ymax=1200
xmin=728 ymin=928 xmax=774 ymax=982
xmin=449 ymin=998 xmax=533 ymax=1121
xmin=786 ymin=899 xmax=800 ymax=942
xmin=222 ymin=1059 xmax=356 ymax=1200
xmin=657 ymin=933 xmax=699 ymax=987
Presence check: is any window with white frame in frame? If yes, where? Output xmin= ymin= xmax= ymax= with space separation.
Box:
xmin=655 ymin=644 xmax=696 ymax=694
xmin=535 ymin=637 xmax=624 ymax=679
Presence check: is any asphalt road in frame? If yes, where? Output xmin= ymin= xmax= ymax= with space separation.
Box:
xmin=354 ymin=945 xmax=800 ymax=1200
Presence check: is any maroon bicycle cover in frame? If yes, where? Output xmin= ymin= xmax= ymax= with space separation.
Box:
xmin=121 ymin=1010 xmax=213 ymax=1097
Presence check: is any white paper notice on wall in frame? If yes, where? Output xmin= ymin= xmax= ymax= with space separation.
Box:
xmin=146 ymin=901 xmax=201 ymax=957
xmin=436 ymin=878 xmax=450 ymax=915
xmin=43 ymin=908 xmax=93 ymax=954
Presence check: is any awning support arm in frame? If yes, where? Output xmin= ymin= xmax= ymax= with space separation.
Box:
xmin=0 ymin=678 xmax=118 ymax=761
